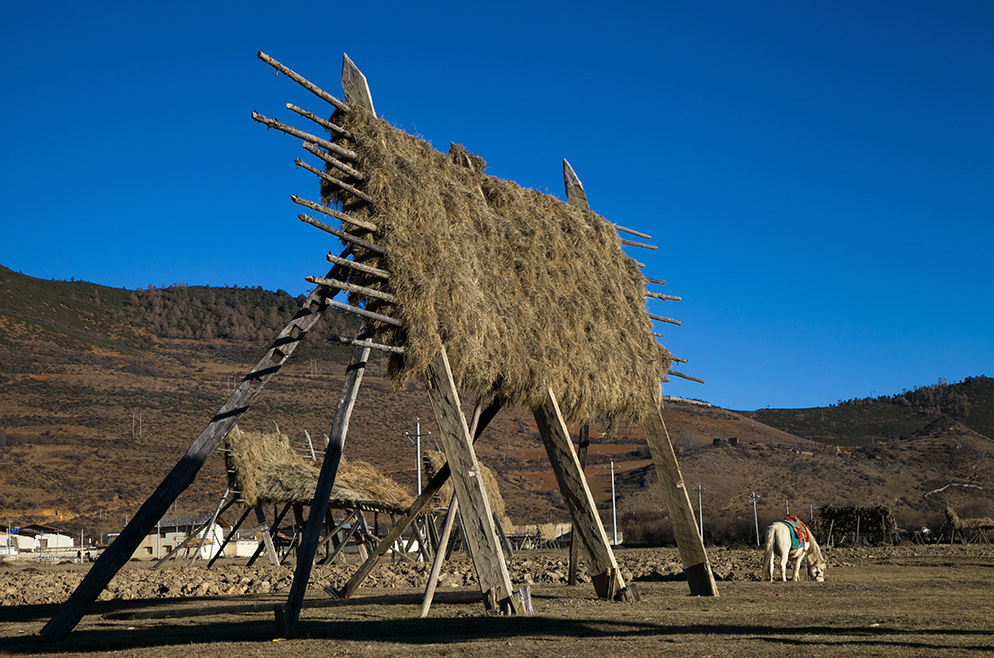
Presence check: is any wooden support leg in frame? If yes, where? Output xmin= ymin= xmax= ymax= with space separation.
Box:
xmin=533 ymin=389 xmax=634 ymax=602
xmin=568 ymin=423 xmax=590 ymax=586
xmin=641 ymin=399 xmax=718 ymax=596
xmin=279 ymin=341 xmax=370 ymax=637
xmin=208 ymin=505 xmax=253 ymax=569
xmin=424 ymin=348 xmax=519 ymax=615
xmin=254 ymin=506 xmax=282 ymax=566
xmin=420 ymin=494 xmax=459 ymax=618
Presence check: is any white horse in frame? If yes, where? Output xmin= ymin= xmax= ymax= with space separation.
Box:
xmin=762 ymin=519 xmax=826 ymax=582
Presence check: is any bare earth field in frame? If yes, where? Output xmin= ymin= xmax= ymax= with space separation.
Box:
xmin=2 ymin=545 xmax=993 ymax=657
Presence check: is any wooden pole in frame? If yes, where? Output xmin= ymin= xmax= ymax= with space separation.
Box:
xmin=41 ymin=250 xmax=356 ymax=642
xmin=286 ymin=103 xmax=353 ymax=139
xmin=322 ymin=298 xmax=401 ymax=327
xmin=294 ymin=160 xmax=373 ymax=203
xmin=325 ymin=252 xmax=390 ymax=279
xmin=292 ymin=195 xmax=378 ymax=233
xmin=301 ymin=142 xmax=366 ymax=182
xmin=297 ymin=213 xmax=384 ymax=254
xmin=325 ymin=333 xmax=405 ymax=355
xmin=257 ymin=52 xmax=351 ymax=113
xmin=252 ymin=111 xmax=357 ymax=161
xmin=306 ymin=275 xmax=395 ymax=303
xmin=641 ymin=399 xmax=718 ymax=596
xmin=279 ymin=337 xmax=372 ymax=637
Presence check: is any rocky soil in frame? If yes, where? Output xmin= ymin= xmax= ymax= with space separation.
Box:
xmin=5 ymin=544 xmax=984 ymax=607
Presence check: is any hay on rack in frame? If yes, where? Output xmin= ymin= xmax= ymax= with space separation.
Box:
xmin=945 ymin=507 xmax=994 ymax=531
xmin=225 ymin=428 xmax=412 ymax=508
xmin=325 ymin=109 xmax=672 ymax=424
xmin=424 ymin=450 xmax=511 ymax=532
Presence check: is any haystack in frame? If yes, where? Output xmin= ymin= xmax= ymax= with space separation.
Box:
xmin=225 ymin=428 xmax=412 ymax=508
xmin=424 ymin=450 xmax=511 ymax=532
xmin=324 ymin=109 xmax=672 ymax=424
xmin=945 ymin=507 xmax=994 ymax=531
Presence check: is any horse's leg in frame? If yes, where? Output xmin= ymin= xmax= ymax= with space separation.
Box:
xmin=779 ymin=550 xmax=789 ymax=582
xmin=791 ymin=553 xmax=803 ymax=581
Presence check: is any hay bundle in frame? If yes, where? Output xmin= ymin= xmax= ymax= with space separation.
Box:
xmin=945 ymin=507 xmax=994 ymax=531
xmin=225 ymin=428 xmax=412 ymax=507
xmin=326 ymin=109 xmax=672 ymax=423
xmin=424 ymin=450 xmax=510 ymax=531
xmin=820 ymin=504 xmax=897 ymax=532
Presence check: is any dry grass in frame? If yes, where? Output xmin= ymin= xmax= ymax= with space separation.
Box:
xmin=225 ymin=428 xmax=411 ymax=507
xmin=326 ymin=109 xmax=671 ymax=424
xmin=3 ymin=546 xmax=993 ymax=657
xmin=424 ymin=450 xmax=510 ymax=531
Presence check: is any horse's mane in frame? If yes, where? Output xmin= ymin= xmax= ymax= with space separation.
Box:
xmin=806 ymin=531 xmax=825 ymax=565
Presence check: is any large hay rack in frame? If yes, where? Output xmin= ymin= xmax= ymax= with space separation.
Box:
xmin=43 ymin=52 xmax=717 ymax=642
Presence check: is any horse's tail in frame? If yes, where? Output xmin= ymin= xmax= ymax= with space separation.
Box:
xmin=760 ymin=524 xmax=776 ymax=581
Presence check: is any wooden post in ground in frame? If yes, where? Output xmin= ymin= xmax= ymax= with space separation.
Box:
xmin=641 ymin=399 xmax=718 ymax=596
xmin=424 ymin=347 xmax=520 ymax=614
xmin=279 ymin=340 xmax=371 ymax=637
xmin=254 ymin=506 xmax=281 ymax=566
xmin=568 ymin=423 xmax=590 ymax=585
xmin=534 ymin=389 xmax=635 ymax=601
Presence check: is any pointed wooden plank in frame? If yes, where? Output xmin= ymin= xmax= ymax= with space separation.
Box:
xmin=280 ymin=339 xmax=371 ymax=637
xmin=642 ymin=398 xmax=718 ymax=596
xmin=255 ymin=506 xmax=281 ymax=566
xmin=342 ymin=54 xmax=375 ymax=115
xmin=533 ymin=389 xmax=633 ymax=600
xmin=562 ymin=159 xmax=588 ymax=209
xmin=424 ymin=348 xmax=519 ymax=614
xmin=40 ymin=252 xmax=355 ymax=642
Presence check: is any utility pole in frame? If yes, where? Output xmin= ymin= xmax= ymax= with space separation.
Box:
xmin=749 ymin=492 xmax=760 ymax=546
xmin=785 ymin=498 xmax=790 ymax=516
xmin=405 ymin=418 xmax=431 ymax=496
xmin=610 ymin=458 xmax=617 ymax=545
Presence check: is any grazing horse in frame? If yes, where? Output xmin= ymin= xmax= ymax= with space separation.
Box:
xmin=762 ymin=515 xmax=826 ymax=582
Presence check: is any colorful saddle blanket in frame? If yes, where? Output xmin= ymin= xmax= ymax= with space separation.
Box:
xmin=780 ymin=516 xmax=810 ymax=558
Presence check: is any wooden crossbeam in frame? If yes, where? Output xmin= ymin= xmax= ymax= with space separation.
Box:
xmin=257 ymin=52 xmax=350 ymax=113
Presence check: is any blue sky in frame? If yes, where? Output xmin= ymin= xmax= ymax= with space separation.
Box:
xmin=2 ymin=2 xmax=992 ymax=411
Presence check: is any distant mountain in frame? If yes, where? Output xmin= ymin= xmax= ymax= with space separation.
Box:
xmin=741 ymin=376 xmax=994 ymax=446
xmin=2 ymin=265 xmax=992 ymax=546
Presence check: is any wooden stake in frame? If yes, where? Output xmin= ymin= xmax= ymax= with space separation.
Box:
xmin=325 ymin=252 xmax=389 ymax=279
xmin=326 ymin=333 xmax=405 ymax=355
xmin=294 ymin=160 xmax=373 ymax=203
xmin=620 ymin=238 xmax=658 ymax=250
xmin=649 ymin=312 xmax=682 ymax=326
xmin=669 ymin=370 xmax=704 ymax=384
xmin=613 ymin=223 xmax=651 ymax=240
xmin=323 ymin=298 xmax=401 ymax=327
xmin=292 ymin=195 xmax=378 ymax=233
xmin=641 ymin=399 xmax=718 ymax=596
xmin=644 ymin=276 xmax=668 ymax=286
xmin=252 ymin=111 xmax=357 ymax=161
xmin=647 ymin=291 xmax=682 ymax=302
xmin=301 ymin=142 xmax=366 ymax=182
xmin=286 ymin=103 xmax=353 ymax=139
xmin=297 ymin=213 xmax=384 ymax=254
xmin=341 ymin=54 xmax=376 ymax=115
xmin=257 ymin=52 xmax=350 ymax=113
xmin=307 ymin=275 xmax=395 ymax=303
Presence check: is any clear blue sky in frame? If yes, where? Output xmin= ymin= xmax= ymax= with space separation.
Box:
xmin=2 ymin=2 xmax=992 ymax=411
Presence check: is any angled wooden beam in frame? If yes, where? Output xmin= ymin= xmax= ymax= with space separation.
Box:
xmin=41 ymin=250 xmax=356 ymax=642
xmin=341 ymin=53 xmax=376 ymax=115
xmin=642 ymin=398 xmax=718 ymax=596
xmin=534 ymin=389 xmax=635 ymax=601
xmin=567 ymin=422 xmax=590 ymax=586
xmin=258 ymin=51 xmax=350 ymax=113
xmin=424 ymin=347 xmax=520 ymax=615
xmin=280 ymin=336 xmax=372 ymax=637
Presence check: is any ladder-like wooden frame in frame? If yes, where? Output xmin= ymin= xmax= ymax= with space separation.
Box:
xmin=42 ymin=52 xmax=715 ymax=644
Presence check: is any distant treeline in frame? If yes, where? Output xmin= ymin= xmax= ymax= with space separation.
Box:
xmin=833 ymin=377 xmax=981 ymax=417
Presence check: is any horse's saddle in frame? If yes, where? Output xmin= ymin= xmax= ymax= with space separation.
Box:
xmin=780 ymin=516 xmax=810 ymax=557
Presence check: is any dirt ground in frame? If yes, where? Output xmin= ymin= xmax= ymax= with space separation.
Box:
xmin=2 ymin=544 xmax=993 ymax=657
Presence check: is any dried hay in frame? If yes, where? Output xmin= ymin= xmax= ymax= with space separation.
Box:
xmin=326 ymin=109 xmax=672 ymax=423
xmin=424 ymin=450 xmax=511 ymax=531
xmin=225 ymin=428 xmax=412 ymax=507
xmin=945 ymin=507 xmax=994 ymax=531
